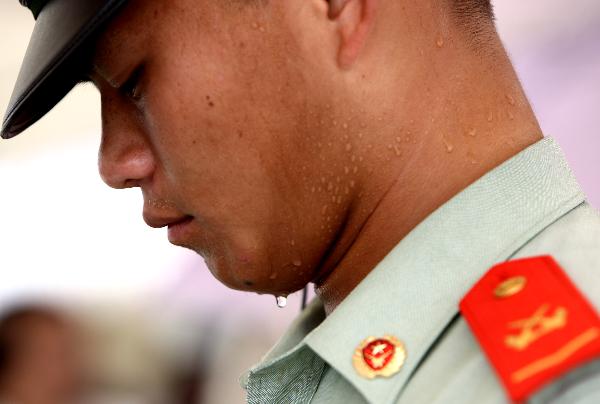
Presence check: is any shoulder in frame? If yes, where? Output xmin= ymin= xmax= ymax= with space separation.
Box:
xmin=459 ymin=203 xmax=600 ymax=403
xmin=514 ymin=202 xmax=600 ymax=308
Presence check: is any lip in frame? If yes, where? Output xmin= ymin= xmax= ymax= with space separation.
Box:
xmin=167 ymin=216 xmax=194 ymax=245
xmin=143 ymin=212 xmax=188 ymax=229
xmin=142 ymin=211 xmax=195 ymax=245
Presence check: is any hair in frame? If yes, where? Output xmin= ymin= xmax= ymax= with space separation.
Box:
xmin=449 ymin=0 xmax=497 ymax=52
xmin=453 ymin=0 xmax=494 ymax=21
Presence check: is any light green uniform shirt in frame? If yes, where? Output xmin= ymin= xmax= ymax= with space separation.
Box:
xmin=242 ymin=138 xmax=600 ymax=403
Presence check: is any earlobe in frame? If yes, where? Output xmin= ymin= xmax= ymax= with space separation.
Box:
xmin=327 ymin=0 xmax=377 ymax=69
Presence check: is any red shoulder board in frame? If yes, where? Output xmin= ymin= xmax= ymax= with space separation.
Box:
xmin=460 ymin=255 xmax=600 ymax=402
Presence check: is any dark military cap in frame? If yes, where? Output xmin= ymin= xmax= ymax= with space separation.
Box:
xmin=1 ymin=0 xmax=129 ymax=139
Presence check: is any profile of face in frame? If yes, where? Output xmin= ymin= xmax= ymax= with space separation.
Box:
xmin=93 ymin=0 xmax=379 ymax=296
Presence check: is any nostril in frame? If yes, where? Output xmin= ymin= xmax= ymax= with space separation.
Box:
xmin=98 ymin=151 xmax=155 ymax=190
xmin=97 ymin=121 xmax=156 ymax=190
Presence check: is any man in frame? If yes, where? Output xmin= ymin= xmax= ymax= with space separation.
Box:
xmin=3 ymin=0 xmax=600 ymax=403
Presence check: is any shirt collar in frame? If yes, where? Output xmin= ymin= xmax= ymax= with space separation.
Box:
xmin=247 ymin=138 xmax=585 ymax=403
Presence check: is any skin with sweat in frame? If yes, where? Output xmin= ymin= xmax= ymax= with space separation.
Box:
xmin=91 ymin=0 xmax=542 ymax=314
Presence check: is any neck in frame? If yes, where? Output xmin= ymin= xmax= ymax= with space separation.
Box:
xmin=313 ymin=38 xmax=543 ymax=314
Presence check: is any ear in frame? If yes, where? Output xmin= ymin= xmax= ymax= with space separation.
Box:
xmin=327 ymin=0 xmax=378 ymax=69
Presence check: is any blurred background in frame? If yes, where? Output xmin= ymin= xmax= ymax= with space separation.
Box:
xmin=1 ymin=1 xmax=599 ymax=403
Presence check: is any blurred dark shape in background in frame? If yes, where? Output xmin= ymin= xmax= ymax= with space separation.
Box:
xmin=0 ymin=304 xmax=84 ymax=404
xmin=0 ymin=296 xmax=275 ymax=404
xmin=0 ymin=301 xmax=210 ymax=404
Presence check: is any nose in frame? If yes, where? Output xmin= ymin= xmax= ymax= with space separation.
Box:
xmin=98 ymin=95 xmax=155 ymax=189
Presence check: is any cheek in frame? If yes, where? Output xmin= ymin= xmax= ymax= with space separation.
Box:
xmin=141 ymin=22 xmax=330 ymax=293
xmin=145 ymin=36 xmax=296 ymax=203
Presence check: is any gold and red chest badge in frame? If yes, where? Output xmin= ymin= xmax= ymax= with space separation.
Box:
xmin=460 ymin=255 xmax=600 ymax=402
xmin=353 ymin=335 xmax=406 ymax=379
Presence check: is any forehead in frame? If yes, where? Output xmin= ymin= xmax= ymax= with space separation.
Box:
xmin=91 ymin=0 xmax=158 ymax=74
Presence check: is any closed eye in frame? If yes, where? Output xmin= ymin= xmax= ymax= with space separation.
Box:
xmin=119 ymin=64 xmax=145 ymax=101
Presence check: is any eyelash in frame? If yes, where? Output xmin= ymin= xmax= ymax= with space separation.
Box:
xmin=119 ymin=65 xmax=144 ymax=101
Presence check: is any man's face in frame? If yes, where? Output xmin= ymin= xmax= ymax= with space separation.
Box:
xmin=92 ymin=0 xmax=355 ymax=295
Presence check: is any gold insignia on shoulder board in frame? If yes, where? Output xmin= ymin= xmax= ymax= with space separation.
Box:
xmin=495 ymin=276 xmax=527 ymax=298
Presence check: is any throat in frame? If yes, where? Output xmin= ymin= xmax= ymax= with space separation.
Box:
xmin=313 ymin=130 xmax=542 ymax=316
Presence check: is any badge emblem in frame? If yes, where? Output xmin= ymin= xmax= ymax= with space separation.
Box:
xmin=353 ymin=335 xmax=406 ymax=379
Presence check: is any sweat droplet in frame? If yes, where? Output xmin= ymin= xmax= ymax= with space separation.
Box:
xmin=293 ymin=260 xmax=302 ymax=267
xmin=467 ymin=128 xmax=477 ymax=137
xmin=436 ymin=37 xmax=444 ymax=48
xmin=276 ymin=296 xmax=287 ymax=308
xmin=443 ymin=137 xmax=454 ymax=153
xmin=269 ymin=273 xmax=278 ymax=280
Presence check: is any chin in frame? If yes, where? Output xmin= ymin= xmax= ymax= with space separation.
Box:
xmin=196 ymin=237 xmax=314 ymax=294
xmin=208 ymin=258 xmax=310 ymax=295
xmin=203 ymin=252 xmax=259 ymax=291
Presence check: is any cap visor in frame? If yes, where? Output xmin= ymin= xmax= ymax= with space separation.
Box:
xmin=1 ymin=0 xmax=128 ymax=139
